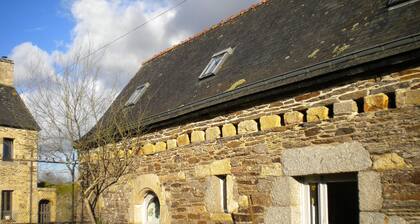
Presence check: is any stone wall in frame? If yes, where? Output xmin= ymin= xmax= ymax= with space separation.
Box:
xmin=97 ymin=66 xmax=420 ymax=223
xmin=0 ymin=127 xmax=57 ymax=223
xmin=0 ymin=127 xmax=38 ymax=223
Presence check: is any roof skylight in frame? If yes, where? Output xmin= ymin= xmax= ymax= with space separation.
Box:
xmin=125 ymin=83 xmax=150 ymax=106
xmin=199 ymin=47 xmax=233 ymax=79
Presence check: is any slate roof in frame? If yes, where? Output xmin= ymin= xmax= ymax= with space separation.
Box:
xmin=100 ymin=0 xmax=420 ymax=131
xmin=0 ymin=84 xmax=39 ymax=131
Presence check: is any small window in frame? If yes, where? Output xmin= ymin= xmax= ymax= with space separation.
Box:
xmin=217 ymin=175 xmax=228 ymax=213
xmin=299 ymin=173 xmax=358 ymax=224
xmin=1 ymin=190 xmax=13 ymax=220
xmin=2 ymin=138 xmax=13 ymax=161
xmin=144 ymin=192 xmax=160 ymax=224
xmin=199 ymin=48 xmax=234 ymax=79
xmin=125 ymin=83 xmax=150 ymax=106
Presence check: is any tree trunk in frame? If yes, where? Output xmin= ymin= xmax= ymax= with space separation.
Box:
xmin=84 ymin=198 xmax=96 ymax=223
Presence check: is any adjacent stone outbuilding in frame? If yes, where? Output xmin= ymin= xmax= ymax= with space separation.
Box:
xmin=87 ymin=0 xmax=420 ymax=223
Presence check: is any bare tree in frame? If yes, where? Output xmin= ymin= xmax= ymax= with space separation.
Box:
xmin=21 ymin=48 xmax=144 ymax=222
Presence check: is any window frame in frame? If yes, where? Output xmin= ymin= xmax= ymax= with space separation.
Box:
xmin=2 ymin=138 xmax=13 ymax=161
xmin=299 ymin=173 xmax=357 ymax=224
xmin=217 ymin=175 xmax=228 ymax=213
xmin=125 ymin=82 xmax=150 ymax=107
xmin=199 ymin=47 xmax=234 ymax=79
xmin=1 ymin=190 xmax=13 ymax=220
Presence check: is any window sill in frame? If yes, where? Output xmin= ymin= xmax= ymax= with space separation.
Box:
xmin=210 ymin=213 xmax=233 ymax=223
xmin=1 ymin=159 xmax=14 ymax=162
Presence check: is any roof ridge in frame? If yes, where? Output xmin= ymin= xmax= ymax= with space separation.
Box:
xmin=142 ymin=0 xmax=270 ymax=65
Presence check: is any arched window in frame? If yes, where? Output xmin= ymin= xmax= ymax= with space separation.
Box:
xmin=38 ymin=199 xmax=51 ymax=224
xmin=144 ymin=192 xmax=160 ymax=224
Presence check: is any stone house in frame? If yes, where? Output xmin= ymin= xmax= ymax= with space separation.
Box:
xmin=0 ymin=58 xmax=56 ymax=223
xmin=92 ymin=0 xmax=420 ymax=223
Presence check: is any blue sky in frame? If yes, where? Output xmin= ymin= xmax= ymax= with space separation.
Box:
xmin=0 ymin=0 xmax=74 ymax=55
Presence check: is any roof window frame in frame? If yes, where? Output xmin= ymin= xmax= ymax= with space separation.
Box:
xmin=125 ymin=82 xmax=150 ymax=107
xmin=199 ymin=47 xmax=234 ymax=79
xmin=387 ymin=0 xmax=420 ymax=9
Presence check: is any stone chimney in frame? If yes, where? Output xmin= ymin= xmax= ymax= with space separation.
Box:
xmin=0 ymin=56 xmax=14 ymax=87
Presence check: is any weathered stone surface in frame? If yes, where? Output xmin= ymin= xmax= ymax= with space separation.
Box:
xmin=339 ymin=89 xmax=368 ymax=100
xmin=210 ymin=159 xmax=232 ymax=175
xmin=373 ymin=153 xmax=410 ymax=171
xmin=155 ymin=141 xmax=166 ymax=152
xmin=364 ymin=93 xmax=388 ymax=112
xmin=205 ymin=127 xmax=221 ymax=141
xmin=176 ymin=133 xmax=190 ymax=146
xmin=189 ymin=205 xmax=207 ymax=214
xmin=238 ymin=120 xmax=258 ymax=134
xmin=260 ymin=115 xmax=281 ymax=130
xmin=271 ymin=177 xmax=300 ymax=206
xmin=161 ymin=171 xmax=186 ymax=182
xmin=209 ymin=213 xmax=233 ymax=223
xmin=195 ymin=159 xmax=231 ymax=177
xmin=195 ymin=164 xmax=211 ymax=178
xmin=306 ymin=106 xmax=329 ymax=122
xmin=226 ymin=175 xmax=238 ymax=212
xmin=238 ymin=195 xmax=249 ymax=208
xmin=281 ymin=142 xmax=372 ymax=176
xmin=284 ymin=111 xmax=304 ymax=125
xmin=166 ymin=139 xmax=177 ymax=149
xmin=222 ymin=123 xmax=237 ymax=137
xmin=389 ymin=216 xmax=407 ymax=224
xmin=333 ymin=100 xmax=358 ymax=115
xmin=396 ymin=89 xmax=420 ymax=108
xmin=335 ymin=127 xmax=355 ymax=136
xmin=265 ymin=206 xmax=300 ymax=224
xmin=142 ymin=143 xmax=155 ymax=155
xmin=360 ymin=212 xmax=385 ymax=224
xmin=205 ymin=175 xmax=236 ymax=214
xmin=261 ymin=163 xmax=283 ymax=176
xmin=358 ymin=171 xmax=383 ymax=211
xmin=295 ymin=91 xmax=320 ymax=101
xmin=191 ymin=130 xmax=205 ymax=143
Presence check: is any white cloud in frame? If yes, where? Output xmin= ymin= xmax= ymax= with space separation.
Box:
xmin=10 ymin=42 xmax=55 ymax=88
xmin=10 ymin=0 xmax=259 ymax=91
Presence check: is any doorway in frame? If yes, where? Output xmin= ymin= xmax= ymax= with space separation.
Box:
xmin=38 ymin=199 xmax=51 ymax=224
